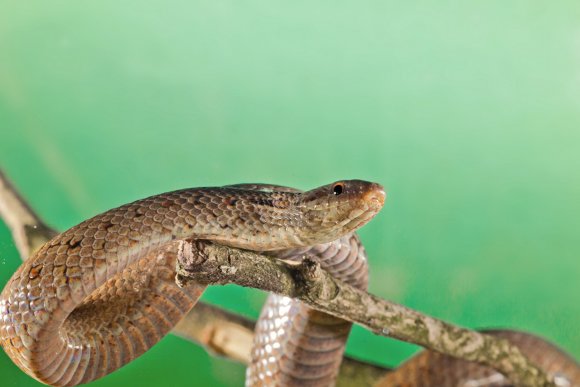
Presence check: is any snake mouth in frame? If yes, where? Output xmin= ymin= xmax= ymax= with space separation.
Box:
xmin=334 ymin=184 xmax=385 ymax=233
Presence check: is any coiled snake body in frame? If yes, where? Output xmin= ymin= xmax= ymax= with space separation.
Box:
xmin=0 ymin=180 xmax=578 ymax=386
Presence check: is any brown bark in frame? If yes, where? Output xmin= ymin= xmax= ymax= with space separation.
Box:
xmin=176 ymin=240 xmax=557 ymax=387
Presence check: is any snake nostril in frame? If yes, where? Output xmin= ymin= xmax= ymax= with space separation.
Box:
xmin=363 ymin=185 xmax=386 ymax=206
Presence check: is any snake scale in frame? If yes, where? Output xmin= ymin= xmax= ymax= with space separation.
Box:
xmin=0 ymin=180 xmax=578 ymax=386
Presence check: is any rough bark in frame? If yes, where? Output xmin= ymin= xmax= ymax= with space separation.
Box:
xmin=176 ymin=240 xmax=557 ymax=387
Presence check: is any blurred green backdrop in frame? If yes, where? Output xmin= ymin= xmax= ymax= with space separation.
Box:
xmin=1 ymin=1 xmax=579 ymax=386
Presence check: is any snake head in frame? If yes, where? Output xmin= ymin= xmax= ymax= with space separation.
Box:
xmin=297 ymin=180 xmax=385 ymax=244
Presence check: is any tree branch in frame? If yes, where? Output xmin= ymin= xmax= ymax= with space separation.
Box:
xmin=0 ymin=170 xmax=57 ymax=256
xmin=176 ymin=240 xmax=558 ymax=387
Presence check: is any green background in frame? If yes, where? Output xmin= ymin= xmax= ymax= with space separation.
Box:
xmin=1 ymin=1 xmax=579 ymax=386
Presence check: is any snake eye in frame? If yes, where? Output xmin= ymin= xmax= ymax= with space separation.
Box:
xmin=332 ymin=183 xmax=344 ymax=195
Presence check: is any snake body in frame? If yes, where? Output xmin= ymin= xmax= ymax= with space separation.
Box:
xmin=1 ymin=180 xmax=579 ymax=386
xmin=376 ymin=330 xmax=580 ymax=386
xmin=0 ymin=180 xmax=384 ymax=386
xmin=246 ymin=233 xmax=369 ymax=386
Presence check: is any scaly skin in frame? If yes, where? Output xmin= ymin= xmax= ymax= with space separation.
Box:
xmin=247 ymin=234 xmax=369 ymax=386
xmin=0 ymin=180 xmax=385 ymax=386
xmin=2 ymin=179 xmax=578 ymax=387
xmin=375 ymin=330 xmax=580 ymax=387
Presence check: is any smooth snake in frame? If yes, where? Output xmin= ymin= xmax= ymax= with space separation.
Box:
xmin=0 ymin=180 xmax=578 ymax=386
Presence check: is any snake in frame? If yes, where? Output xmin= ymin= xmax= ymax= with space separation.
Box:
xmin=0 ymin=180 xmax=578 ymax=386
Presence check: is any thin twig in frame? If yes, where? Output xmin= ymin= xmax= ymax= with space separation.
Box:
xmin=0 ymin=170 xmax=57 ymax=256
xmin=176 ymin=240 xmax=558 ymax=387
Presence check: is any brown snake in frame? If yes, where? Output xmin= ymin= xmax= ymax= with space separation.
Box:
xmin=0 ymin=180 xmax=578 ymax=386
